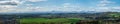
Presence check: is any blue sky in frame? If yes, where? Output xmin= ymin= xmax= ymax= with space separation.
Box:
xmin=0 ymin=0 xmax=120 ymax=13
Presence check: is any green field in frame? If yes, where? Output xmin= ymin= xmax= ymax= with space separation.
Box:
xmin=20 ymin=18 xmax=87 ymax=24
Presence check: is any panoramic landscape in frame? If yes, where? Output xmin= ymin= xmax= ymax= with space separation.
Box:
xmin=0 ymin=0 xmax=120 ymax=24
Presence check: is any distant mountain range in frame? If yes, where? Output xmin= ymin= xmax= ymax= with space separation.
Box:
xmin=0 ymin=12 xmax=119 ymax=16
xmin=0 ymin=11 xmax=114 ymax=14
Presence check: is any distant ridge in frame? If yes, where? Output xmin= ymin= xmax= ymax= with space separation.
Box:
xmin=0 ymin=11 xmax=119 ymax=16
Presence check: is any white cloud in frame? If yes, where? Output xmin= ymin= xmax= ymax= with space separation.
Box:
xmin=0 ymin=0 xmax=25 ymax=6
xmin=94 ymin=0 xmax=120 ymax=12
xmin=97 ymin=0 xmax=114 ymax=7
xmin=0 ymin=0 xmax=25 ymax=13
xmin=27 ymin=0 xmax=47 ymax=2
xmin=0 ymin=5 xmax=17 ymax=9
xmin=63 ymin=3 xmax=71 ymax=7
xmin=111 ymin=7 xmax=120 ymax=11
xmin=0 ymin=5 xmax=18 ymax=13
xmin=62 ymin=3 xmax=80 ymax=8
xmin=0 ymin=0 xmax=48 ymax=13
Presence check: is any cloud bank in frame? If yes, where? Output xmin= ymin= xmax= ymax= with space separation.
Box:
xmin=0 ymin=0 xmax=120 ymax=13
